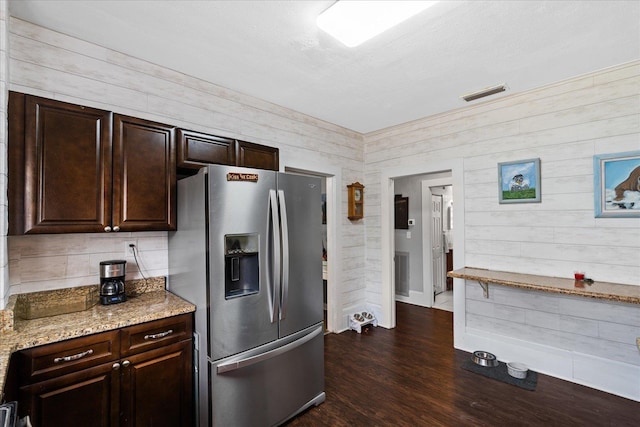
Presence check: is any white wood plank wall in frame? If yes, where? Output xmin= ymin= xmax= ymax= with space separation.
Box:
xmin=366 ymin=61 xmax=640 ymax=289
xmin=465 ymin=283 xmax=640 ymax=367
xmin=364 ymin=60 xmax=640 ymax=399
xmin=0 ymin=0 xmax=9 ymax=309
xmin=3 ymin=17 xmax=365 ymax=321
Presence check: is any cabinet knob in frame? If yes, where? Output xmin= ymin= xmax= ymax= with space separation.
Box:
xmin=112 ymin=362 xmax=120 ymax=370
xmin=104 ymin=226 xmax=112 ymax=232
xmin=113 ymin=225 xmax=120 ymax=232
xmin=122 ymin=360 xmax=131 ymax=367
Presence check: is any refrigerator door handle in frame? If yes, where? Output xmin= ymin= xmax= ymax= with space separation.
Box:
xmin=277 ymin=189 xmax=289 ymax=320
xmin=215 ymin=326 xmax=322 ymax=374
xmin=268 ymin=189 xmax=280 ymax=324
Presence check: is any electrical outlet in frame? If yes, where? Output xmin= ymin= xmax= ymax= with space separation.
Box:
xmin=124 ymin=240 xmax=137 ymax=257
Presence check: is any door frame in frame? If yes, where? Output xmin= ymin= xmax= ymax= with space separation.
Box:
xmin=380 ymin=158 xmax=465 ymax=343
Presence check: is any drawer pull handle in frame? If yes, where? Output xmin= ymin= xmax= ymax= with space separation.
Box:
xmin=53 ymin=349 xmax=94 ymax=363
xmin=144 ymin=329 xmax=173 ymax=340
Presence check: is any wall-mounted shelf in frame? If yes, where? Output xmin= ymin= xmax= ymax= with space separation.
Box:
xmin=448 ymin=267 xmax=640 ymax=305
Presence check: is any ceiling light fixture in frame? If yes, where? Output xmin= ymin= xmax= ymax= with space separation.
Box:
xmin=317 ymin=1 xmax=439 ymax=48
xmin=460 ymin=83 xmax=508 ymax=102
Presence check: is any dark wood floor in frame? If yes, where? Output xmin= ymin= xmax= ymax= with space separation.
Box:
xmin=286 ymin=302 xmax=639 ymax=426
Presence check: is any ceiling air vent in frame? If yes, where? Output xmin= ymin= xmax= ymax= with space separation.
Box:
xmin=460 ymin=83 xmax=508 ymax=102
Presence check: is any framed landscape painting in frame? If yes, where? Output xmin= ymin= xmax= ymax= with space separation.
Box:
xmin=593 ymin=151 xmax=640 ymax=218
xmin=498 ymin=158 xmax=541 ymax=204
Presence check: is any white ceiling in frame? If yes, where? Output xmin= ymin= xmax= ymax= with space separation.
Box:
xmin=8 ymin=1 xmax=640 ymax=134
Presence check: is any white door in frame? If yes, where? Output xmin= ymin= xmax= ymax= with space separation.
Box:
xmin=431 ymin=194 xmax=445 ymax=296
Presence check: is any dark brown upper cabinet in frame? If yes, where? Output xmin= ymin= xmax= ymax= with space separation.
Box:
xmin=236 ymin=139 xmax=279 ymax=171
xmin=8 ymin=92 xmax=176 ymax=234
xmin=177 ymin=129 xmax=235 ymax=170
xmin=113 ymin=115 xmax=176 ymax=232
xmin=177 ymin=129 xmax=279 ymax=175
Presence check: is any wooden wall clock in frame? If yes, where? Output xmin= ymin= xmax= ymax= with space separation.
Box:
xmin=347 ymin=182 xmax=364 ymax=220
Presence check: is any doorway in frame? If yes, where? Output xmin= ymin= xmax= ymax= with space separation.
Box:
xmin=379 ymin=158 xmax=465 ymax=332
xmin=393 ymin=174 xmax=453 ymax=310
xmin=285 ymin=166 xmax=338 ymax=333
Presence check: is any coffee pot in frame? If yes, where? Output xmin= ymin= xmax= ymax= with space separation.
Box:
xmin=100 ymin=260 xmax=126 ymax=305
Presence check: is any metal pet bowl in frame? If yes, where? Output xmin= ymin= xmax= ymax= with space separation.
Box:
xmin=472 ymin=350 xmax=498 ymax=367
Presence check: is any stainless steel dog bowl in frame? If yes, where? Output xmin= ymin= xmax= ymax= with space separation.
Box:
xmin=472 ymin=350 xmax=498 ymax=367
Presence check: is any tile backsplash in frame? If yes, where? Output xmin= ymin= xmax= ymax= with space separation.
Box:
xmin=8 ymin=232 xmax=168 ymax=295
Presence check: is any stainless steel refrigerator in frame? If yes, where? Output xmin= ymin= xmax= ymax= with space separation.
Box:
xmin=168 ymin=164 xmax=325 ymax=427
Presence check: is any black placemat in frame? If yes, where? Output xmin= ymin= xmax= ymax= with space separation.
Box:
xmin=461 ymin=360 xmax=537 ymax=391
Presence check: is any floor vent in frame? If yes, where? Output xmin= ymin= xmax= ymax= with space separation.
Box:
xmin=395 ymin=251 xmax=410 ymax=297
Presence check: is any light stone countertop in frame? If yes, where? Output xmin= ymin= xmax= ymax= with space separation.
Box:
xmin=448 ymin=267 xmax=640 ymax=304
xmin=0 ymin=277 xmax=195 ymax=398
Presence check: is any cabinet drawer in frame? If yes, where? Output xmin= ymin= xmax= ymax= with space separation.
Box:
xmin=18 ymin=330 xmax=119 ymax=384
xmin=120 ymin=314 xmax=193 ymax=356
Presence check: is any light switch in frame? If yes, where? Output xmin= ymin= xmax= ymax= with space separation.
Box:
xmin=406 ymin=231 xmax=411 ymax=239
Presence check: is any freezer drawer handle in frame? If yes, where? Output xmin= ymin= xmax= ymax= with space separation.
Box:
xmin=144 ymin=329 xmax=173 ymax=340
xmin=216 ymin=326 xmax=322 ymax=374
xmin=53 ymin=349 xmax=94 ymax=363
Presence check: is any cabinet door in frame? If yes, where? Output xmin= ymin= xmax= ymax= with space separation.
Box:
xmin=9 ymin=93 xmax=112 ymax=234
xmin=236 ymin=140 xmax=279 ymax=171
xmin=119 ymin=340 xmax=193 ymax=427
xmin=19 ymin=361 xmax=120 ymax=427
xmin=177 ymin=129 xmax=235 ymax=170
xmin=113 ymin=115 xmax=176 ymax=231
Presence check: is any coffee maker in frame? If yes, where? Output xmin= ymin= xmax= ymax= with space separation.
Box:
xmin=100 ymin=260 xmax=127 ymax=305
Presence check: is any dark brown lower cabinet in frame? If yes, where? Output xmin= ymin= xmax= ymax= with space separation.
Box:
xmin=19 ymin=362 xmax=119 ymax=427
xmin=120 ymin=340 xmax=192 ymax=427
xmin=13 ymin=314 xmax=193 ymax=427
